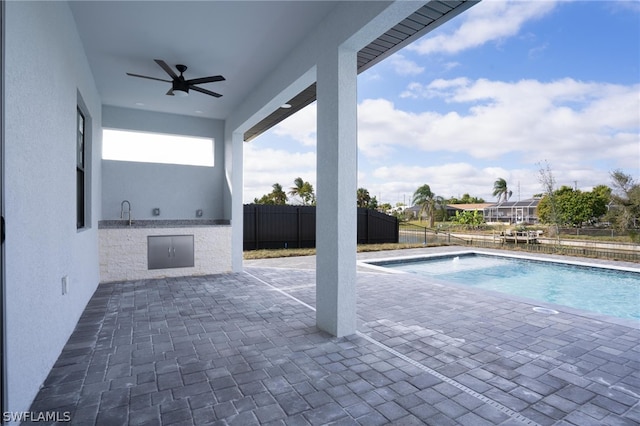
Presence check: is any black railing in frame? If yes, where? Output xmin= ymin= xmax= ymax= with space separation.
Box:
xmin=399 ymin=223 xmax=639 ymax=262
xmin=399 ymin=223 xmax=466 ymax=245
xmin=244 ymin=204 xmax=398 ymax=250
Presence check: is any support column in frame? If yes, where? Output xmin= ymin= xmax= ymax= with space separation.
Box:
xmin=230 ymin=132 xmax=244 ymax=273
xmin=315 ymin=46 xmax=357 ymax=337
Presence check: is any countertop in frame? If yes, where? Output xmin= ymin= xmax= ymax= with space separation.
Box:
xmin=98 ymin=219 xmax=231 ymax=229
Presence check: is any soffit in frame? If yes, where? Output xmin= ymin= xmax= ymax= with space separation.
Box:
xmin=244 ymin=0 xmax=479 ymax=141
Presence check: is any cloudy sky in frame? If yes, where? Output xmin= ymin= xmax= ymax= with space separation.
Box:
xmin=244 ymin=0 xmax=639 ymax=206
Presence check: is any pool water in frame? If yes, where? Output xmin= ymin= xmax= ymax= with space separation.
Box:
xmin=381 ymin=254 xmax=640 ymax=320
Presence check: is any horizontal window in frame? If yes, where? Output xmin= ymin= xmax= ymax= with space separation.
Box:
xmin=102 ymin=129 xmax=214 ymax=167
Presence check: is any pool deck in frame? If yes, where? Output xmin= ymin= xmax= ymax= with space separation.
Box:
xmin=28 ymin=247 xmax=639 ymax=425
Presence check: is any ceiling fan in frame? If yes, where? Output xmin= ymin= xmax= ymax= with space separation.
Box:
xmin=126 ymin=59 xmax=225 ymax=98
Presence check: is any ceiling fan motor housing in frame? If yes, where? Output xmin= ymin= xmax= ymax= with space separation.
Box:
xmin=172 ymin=79 xmax=190 ymax=95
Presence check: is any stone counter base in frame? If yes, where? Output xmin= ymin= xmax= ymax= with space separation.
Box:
xmin=99 ymin=226 xmax=231 ymax=282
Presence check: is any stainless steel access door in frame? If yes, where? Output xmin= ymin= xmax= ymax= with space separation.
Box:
xmin=148 ymin=235 xmax=194 ymax=270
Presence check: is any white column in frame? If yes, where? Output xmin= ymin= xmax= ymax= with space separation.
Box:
xmin=230 ymin=131 xmax=244 ymax=273
xmin=315 ymin=45 xmax=357 ymax=337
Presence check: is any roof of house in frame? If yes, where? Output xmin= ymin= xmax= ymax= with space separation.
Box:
xmin=446 ymin=203 xmax=494 ymax=211
xmin=484 ymin=198 xmax=541 ymax=208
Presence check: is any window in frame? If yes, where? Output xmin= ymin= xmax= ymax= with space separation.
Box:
xmin=102 ymin=129 xmax=214 ymax=167
xmin=76 ymin=108 xmax=86 ymax=229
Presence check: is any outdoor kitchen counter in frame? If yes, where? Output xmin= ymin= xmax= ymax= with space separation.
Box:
xmin=98 ymin=219 xmax=230 ymax=229
xmin=98 ymin=220 xmax=232 ymax=282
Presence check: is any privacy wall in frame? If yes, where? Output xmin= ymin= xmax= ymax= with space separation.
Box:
xmin=243 ymin=204 xmax=399 ymax=250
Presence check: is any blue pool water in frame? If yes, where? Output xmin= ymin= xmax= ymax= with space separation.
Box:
xmin=380 ymin=253 xmax=640 ymax=320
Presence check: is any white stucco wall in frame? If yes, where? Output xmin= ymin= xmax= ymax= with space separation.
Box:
xmin=4 ymin=1 xmax=102 ymax=414
xmin=102 ymin=106 xmax=226 ymax=221
xmin=99 ymin=226 xmax=231 ymax=282
xmin=102 ymin=160 xmax=224 ymax=220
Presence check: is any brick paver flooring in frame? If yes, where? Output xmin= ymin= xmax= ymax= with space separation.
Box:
xmin=28 ymin=248 xmax=639 ymax=425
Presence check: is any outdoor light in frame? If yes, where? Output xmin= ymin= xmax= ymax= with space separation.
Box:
xmin=171 ymin=80 xmax=189 ymax=97
xmin=172 ymin=89 xmax=188 ymax=97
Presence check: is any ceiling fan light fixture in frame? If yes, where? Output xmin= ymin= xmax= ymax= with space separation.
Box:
xmin=172 ymin=80 xmax=189 ymax=97
xmin=173 ymin=88 xmax=189 ymax=97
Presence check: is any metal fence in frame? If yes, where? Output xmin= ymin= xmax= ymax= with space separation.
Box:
xmin=557 ymin=227 xmax=629 ymax=238
xmin=399 ymin=223 xmax=469 ymax=245
xmin=244 ymin=204 xmax=398 ymax=250
xmin=399 ymin=223 xmax=640 ymax=262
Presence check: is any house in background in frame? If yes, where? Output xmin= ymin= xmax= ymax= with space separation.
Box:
xmin=446 ymin=203 xmax=493 ymax=219
xmin=484 ymin=198 xmax=541 ymax=224
xmin=0 ymin=0 xmax=478 ymax=415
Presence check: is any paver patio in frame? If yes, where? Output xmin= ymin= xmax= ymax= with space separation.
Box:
xmin=27 ymin=247 xmax=639 ymax=425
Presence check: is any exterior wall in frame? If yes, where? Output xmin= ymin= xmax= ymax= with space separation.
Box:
xmin=99 ymin=226 xmax=231 ymax=282
xmin=102 ymin=106 xmax=225 ymax=221
xmin=102 ymin=160 xmax=223 ymax=220
xmin=4 ymin=1 xmax=102 ymax=414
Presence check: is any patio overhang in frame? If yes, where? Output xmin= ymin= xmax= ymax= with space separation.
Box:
xmin=243 ymin=0 xmax=479 ymax=141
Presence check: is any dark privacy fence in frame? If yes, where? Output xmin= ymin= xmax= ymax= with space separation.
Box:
xmin=243 ymin=204 xmax=399 ymax=250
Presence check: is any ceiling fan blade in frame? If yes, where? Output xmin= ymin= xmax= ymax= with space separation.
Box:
xmin=190 ymin=85 xmax=222 ymax=98
xmin=185 ymin=75 xmax=225 ymax=85
xmin=166 ymin=88 xmax=174 ymax=96
xmin=154 ymin=59 xmax=178 ymax=79
xmin=126 ymin=72 xmax=171 ymax=83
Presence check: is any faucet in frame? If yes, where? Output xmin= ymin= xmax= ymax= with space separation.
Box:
xmin=120 ymin=200 xmax=132 ymax=226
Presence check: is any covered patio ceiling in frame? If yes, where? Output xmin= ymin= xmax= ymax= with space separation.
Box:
xmin=69 ymin=1 xmax=478 ymax=141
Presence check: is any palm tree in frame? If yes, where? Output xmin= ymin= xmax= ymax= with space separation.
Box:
xmin=289 ymin=177 xmax=305 ymax=202
xmin=289 ymin=177 xmax=315 ymax=205
xmin=270 ymin=183 xmax=288 ymax=205
xmin=357 ymin=188 xmax=371 ymax=208
xmin=412 ymin=184 xmax=444 ymax=227
xmin=492 ymin=178 xmax=512 ymax=203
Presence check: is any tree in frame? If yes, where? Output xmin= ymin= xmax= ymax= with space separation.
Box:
xmin=448 ymin=193 xmax=485 ymax=204
xmin=453 ymin=210 xmax=484 ymax=227
xmin=607 ymin=170 xmax=640 ymax=240
xmin=492 ymin=178 xmax=512 ymax=203
xmin=357 ymin=188 xmax=371 ymax=208
xmin=538 ymin=185 xmax=609 ymax=228
xmin=289 ymin=177 xmax=315 ymax=205
xmin=412 ymin=184 xmax=444 ymax=227
xmin=537 ymin=162 xmax=561 ymax=242
xmin=379 ymin=202 xmax=392 ymax=212
xmin=368 ymin=195 xmax=379 ymax=210
xmin=253 ymin=183 xmax=288 ymax=205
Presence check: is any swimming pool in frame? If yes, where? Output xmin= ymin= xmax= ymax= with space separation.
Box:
xmin=367 ymin=252 xmax=640 ymax=320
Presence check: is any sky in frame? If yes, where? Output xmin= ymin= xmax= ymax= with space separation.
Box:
xmin=243 ymin=0 xmax=640 ymax=206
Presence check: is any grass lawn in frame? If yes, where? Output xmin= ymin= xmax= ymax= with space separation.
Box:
xmin=243 ymin=242 xmax=445 ymax=260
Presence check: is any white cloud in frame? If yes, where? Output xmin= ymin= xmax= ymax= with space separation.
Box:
xmin=243 ymin=143 xmax=316 ymax=203
xmin=361 ymin=78 xmax=639 ymax=168
xmin=246 ymin=76 xmax=638 ymax=204
xmin=606 ymin=0 xmax=640 ymax=14
xmin=528 ymin=42 xmax=549 ymax=59
xmin=360 ymin=161 xmax=616 ymax=205
xmin=388 ymin=54 xmax=425 ymax=76
xmin=362 ymin=162 xmax=540 ymax=204
xmin=408 ymin=0 xmax=558 ymax=55
xmin=272 ymin=103 xmax=317 ymax=147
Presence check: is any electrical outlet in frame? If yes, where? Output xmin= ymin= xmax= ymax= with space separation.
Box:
xmin=61 ymin=276 xmax=68 ymax=295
